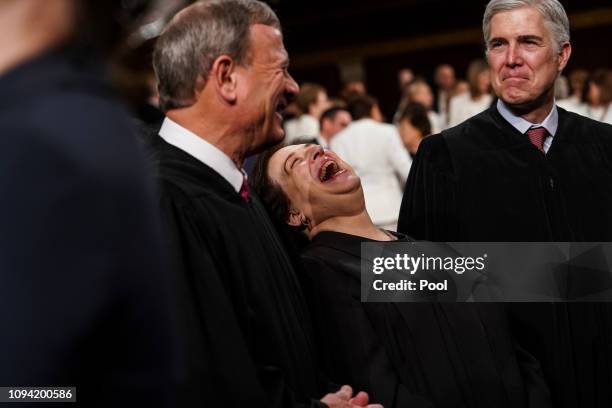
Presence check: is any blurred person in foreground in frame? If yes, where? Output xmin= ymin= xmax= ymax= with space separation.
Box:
xmin=447 ymin=59 xmax=493 ymax=128
xmin=284 ymin=82 xmax=331 ymax=143
xmin=0 ymin=0 xmax=175 ymax=405
xmin=331 ymin=94 xmax=411 ymax=231
xmin=253 ymin=142 xmax=551 ymax=408
xmin=151 ymin=1 xmax=380 ymax=407
xmin=398 ymin=0 xmax=612 ymax=407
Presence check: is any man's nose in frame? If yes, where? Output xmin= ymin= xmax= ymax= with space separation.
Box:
xmin=506 ymin=43 xmax=523 ymax=67
xmin=285 ymin=73 xmax=299 ymax=101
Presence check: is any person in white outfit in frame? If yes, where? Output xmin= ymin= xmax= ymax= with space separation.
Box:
xmin=448 ymin=59 xmax=493 ymax=128
xmin=557 ymin=68 xmax=588 ymax=113
xmin=577 ymin=69 xmax=612 ymax=125
xmin=284 ymin=83 xmax=330 ymax=143
xmin=331 ymin=94 xmax=412 ymax=231
xmin=592 ymin=70 xmax=612 ymax=125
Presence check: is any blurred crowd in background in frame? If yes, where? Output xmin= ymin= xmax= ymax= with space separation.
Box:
xmin=278 ymin=63 xmax=612 ymax=151
xmin=117 ymin=33 xmax=612 ymax=231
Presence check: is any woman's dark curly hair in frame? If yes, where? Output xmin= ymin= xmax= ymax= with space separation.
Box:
xmin=252 ymin=143 xmax=310 ymax=249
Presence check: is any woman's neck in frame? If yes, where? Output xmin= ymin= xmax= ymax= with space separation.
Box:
xmin=309 ymin=210 xmax=395 ymax=241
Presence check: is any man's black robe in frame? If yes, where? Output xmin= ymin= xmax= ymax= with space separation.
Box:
xmin=398 ymin=106 xmax=612 ymax=408
xmin=152 ymin=137 xmax=325 ymax=407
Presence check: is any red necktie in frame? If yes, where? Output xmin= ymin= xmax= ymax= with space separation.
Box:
xmin=526 ymin=127 xmax=547 ymax=153
xmin=239 ymin=174 xmax=250 ymax=203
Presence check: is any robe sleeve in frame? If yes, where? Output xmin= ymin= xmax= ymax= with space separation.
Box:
xmin=397 ymin=134 xmax=462 ymax=241
xmin=159 ymin=186 xmax=326 ymax=408
xmin=300 ymin=255 xmax=434 ymax=408
xmin=512 ymin=341 xmax=552 ymax=408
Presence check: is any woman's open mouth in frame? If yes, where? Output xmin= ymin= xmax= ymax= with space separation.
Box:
xmin=318 ymin=158 xmax=345 ymax=182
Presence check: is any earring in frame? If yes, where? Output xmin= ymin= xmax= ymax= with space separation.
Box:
xmin=301 ymin=216 xmax=311 ymax=229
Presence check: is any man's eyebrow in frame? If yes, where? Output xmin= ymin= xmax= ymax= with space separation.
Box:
xmin=517 ymin=35 xmax=543 ymax=42
xmin=488 ymin=36 xmax=506 ymax=44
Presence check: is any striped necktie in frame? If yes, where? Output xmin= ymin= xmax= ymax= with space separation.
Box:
xmin=526 ymin=127 xmax=547 ymax=153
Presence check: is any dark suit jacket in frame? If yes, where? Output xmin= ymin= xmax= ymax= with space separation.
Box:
xmin=0 ymin=50 xmax=175 ymax=406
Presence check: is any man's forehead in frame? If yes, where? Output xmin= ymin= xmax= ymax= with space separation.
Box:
xmin=490 ymin=6 xmax=546 ymax=34
xmin=250 ymin=23 xmax=283 ymax=41
xmin=248 ymin=23 xmax=287 ymax=59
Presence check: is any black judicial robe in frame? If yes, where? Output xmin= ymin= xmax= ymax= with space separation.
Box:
xmin=398 ymin=106 xmax=612 ymax=408
xmin=152 ymin=137 xmax=326 ymax=407
xmin=300 ymin=231 xmax=551 ymax=408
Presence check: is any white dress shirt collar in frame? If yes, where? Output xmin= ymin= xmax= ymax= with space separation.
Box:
xmin=497 ymin=99 xmax=559 ymax=136
xmin=159 ymin=117 xmax=244 ymax=193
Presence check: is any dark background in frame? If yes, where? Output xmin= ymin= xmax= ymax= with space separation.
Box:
xmin=261 ymin=0 xmax=612 ymax=120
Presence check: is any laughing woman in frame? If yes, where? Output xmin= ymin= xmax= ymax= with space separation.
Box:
xmin=253 ymin=143 xmax=551 ymax=408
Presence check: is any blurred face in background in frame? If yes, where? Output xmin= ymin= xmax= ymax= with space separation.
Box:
xmin=320 ymin=110 xmax=352 ymax=139
xmin=435 ymin=65 xmax=456 ymax=91
xmin=398 ymin=118 xmax=423 ymax=155
xmin=409 ymin=82 xmax=434 ymax=110
xmin=309 ymin=90 xmax=331 ymax=119
xmin=588 ymin=81 xmax=601 ymax=106
xmin=398 ymin=68 xmax=414 ymax=89
xmin=477 ymin=70 xmax=491 ymax=96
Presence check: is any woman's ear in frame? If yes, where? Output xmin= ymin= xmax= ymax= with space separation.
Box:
xmin=287 ymin=209 xmax=303 ymax=228
xmin=210 ymin=55 xmax=238 ymax=103
xmin=288 ymin=209 xmax=312 ymax=230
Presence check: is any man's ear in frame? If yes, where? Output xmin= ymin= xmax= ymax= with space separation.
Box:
xmin=210 ymin=55 xmax=238 ymax=104
xmin=287 ymin=209 xmax=304 ymax=228
xmin=557 ymin=42 xmax=572 ymax=72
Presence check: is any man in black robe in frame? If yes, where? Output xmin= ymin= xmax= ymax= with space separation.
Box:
xmin=398 ymin=0 xmax=612 ymax=407
xmin=0 ymin=0 xmax=175 ymax=406
xmin=151 ymin=2 xmax=381 ymax=407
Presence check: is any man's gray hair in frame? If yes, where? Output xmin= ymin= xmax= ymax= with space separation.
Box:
xmin=153 ymin=0 xmax=280 ymax=112
xmin=483 ymin=0 xmax=570 ymax=53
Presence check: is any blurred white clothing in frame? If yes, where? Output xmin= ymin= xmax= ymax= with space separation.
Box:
xmin=331 ymin=119 xmax=412 ymax=229
xmin=447 ymin=92 xmax=493 ymax=128
xmin=284 ymin=114 xmax=319 ymax=144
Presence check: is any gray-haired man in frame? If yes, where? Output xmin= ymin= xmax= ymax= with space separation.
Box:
xmin=152 ymin=1 xmax=380 ymax=407
xmin=399 ymin=0 xmax=612 ymax=407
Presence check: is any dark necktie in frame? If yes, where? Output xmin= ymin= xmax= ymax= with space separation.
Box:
xmin=239 ymin=174 xmax=250 ymax=203
xmin=526 ymin=127 xmax=547 ymax=153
